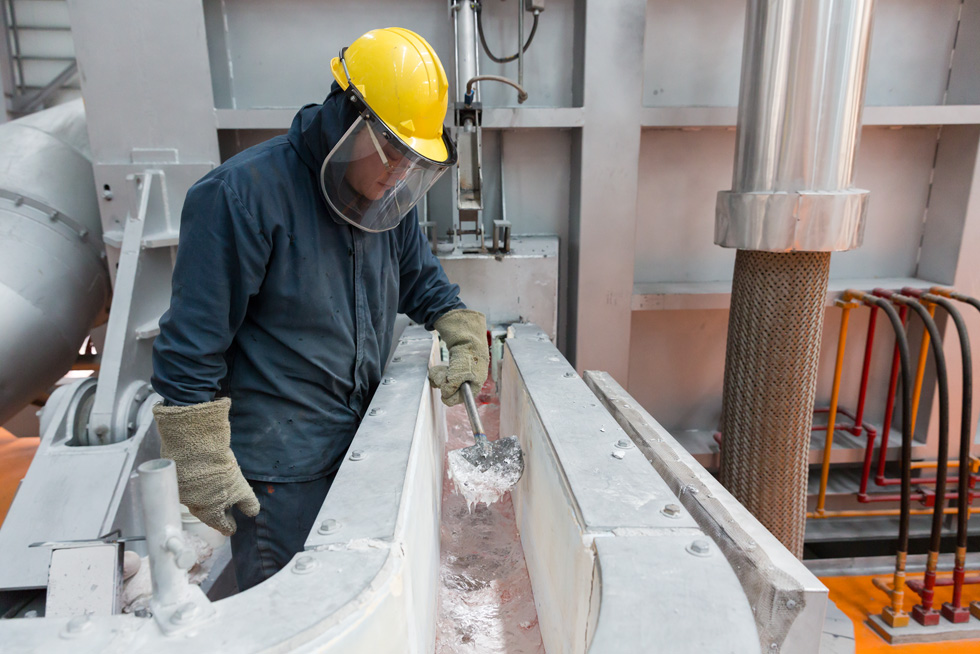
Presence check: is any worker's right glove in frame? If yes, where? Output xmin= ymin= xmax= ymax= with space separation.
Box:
xmin=428 ymin=308 xmax=489 ymax=406
xmin=152 ymin=398 xmax=259 ymax=536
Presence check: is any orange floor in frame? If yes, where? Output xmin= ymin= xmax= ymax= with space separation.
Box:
xmin=821 ymin=573 xmax=980 ymax=652
xmin=0 ymin=427 xmax=39 ymax=526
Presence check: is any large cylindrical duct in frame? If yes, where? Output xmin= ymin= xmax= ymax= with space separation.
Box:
xmin=717 ymin=0 xmax=876 ymax=557
xmin=0 ymin=100 xmax=108 ymax=424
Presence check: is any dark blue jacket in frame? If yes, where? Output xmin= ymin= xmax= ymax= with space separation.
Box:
xmin=151 ymin=86 xmax=463 ymax=482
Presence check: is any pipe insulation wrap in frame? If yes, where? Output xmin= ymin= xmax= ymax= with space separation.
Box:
xmin=0 ymin=100 xmax=108 ymax=423
xmin=719 ymin=250 xmax=830 ymax=558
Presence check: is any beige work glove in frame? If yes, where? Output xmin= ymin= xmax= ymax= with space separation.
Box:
xmin=428 ymin=309 xmax=489 ymax=406
xmin=152 ymin=398 xmax=259 ymax=536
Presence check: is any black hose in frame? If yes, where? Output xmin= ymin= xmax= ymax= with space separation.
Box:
xmin=946 ymin=292 xmax=980 ymax=546
xmin=870 ymin=297 xmax=914 ymax=552
xmin=897 ymin=296 xmax=950 ymax=558
xmin=476 ymin=2 xmax=540 ymax=64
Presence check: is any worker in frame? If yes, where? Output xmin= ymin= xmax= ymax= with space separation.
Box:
xmin=149 ymin=28 xmax=488 ymax=591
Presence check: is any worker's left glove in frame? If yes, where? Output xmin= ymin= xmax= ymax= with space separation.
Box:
xmin=428 ymin=309 xmax=489 ymax=406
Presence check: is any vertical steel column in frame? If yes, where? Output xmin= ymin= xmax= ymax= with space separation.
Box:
xmin=66 ymin=0 xmax=220 ymax=443
xmin=717 ymin=0 xmax=876 ymax=557
xmin=569 ymin=0 xmax=645 ymax=380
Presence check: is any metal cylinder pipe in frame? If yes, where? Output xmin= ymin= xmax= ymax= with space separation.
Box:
xmin=454 ymin=0 xmax=479 ymax=104
xmin=138 ymin=459 xmax=194 ymax=608
xmin=0 ymin=100 xmax=108 ymax=423
xmin=716 ymin=0 xmax=876 ymax=251
xmin=717 ymin=0 xmax=877 ymax=559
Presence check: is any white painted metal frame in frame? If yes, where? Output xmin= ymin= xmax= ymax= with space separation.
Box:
xmin=501 ymin=324 xmax=761 ymax=653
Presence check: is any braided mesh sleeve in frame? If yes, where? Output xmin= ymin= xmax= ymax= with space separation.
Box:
xmin=719 ymin=250 xmax=831 ymax=558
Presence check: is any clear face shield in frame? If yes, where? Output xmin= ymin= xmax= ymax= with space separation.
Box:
xmin=320 ymin=50 xmax=457 ymax=233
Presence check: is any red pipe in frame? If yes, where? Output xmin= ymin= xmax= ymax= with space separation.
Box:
xmin=853 ymin=305 xmax=878 ymax=434
xmin=875 ymin=303 xmax=909 ymax=483
xmin=907 ymin=573 xmax=980 ymax=593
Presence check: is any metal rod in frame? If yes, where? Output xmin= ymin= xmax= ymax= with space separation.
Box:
xmin=809 ymin=506 xmax=980 ymax=518
xmin=817 ymin=300 xmax=857 ymax=514
xmin=876 ymin=303 xmax=909 ymax=484
xmin=461 ymin=382 xmax=485 ymax=438
xmin=0 ymin=0 xmax=18 ymax=111
xmin=7 ymin=0 xmax=24 ymax=96
xmin=909 ymin=303 xmax=938 ymax=434
xmin=138 ymin=459 xmax=192 ymax=608
xmin=854 ymin=305 xmax=878 ymax=433
xmin=465 ymin=75 xmax=528 ymax=104
xmin=499 ymin=131 xmax=507 ymax=226
xmin=517 ymin=0 xmax=525 ymax=94
xmin=454 ymin=1 xmax=479 ymax=104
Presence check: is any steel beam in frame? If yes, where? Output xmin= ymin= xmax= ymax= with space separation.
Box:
xmin=568 ymin=0 xmax=645 ymax=382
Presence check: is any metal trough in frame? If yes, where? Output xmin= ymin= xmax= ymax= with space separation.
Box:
xmin=2 ymin=324 xmax=823 ymax=652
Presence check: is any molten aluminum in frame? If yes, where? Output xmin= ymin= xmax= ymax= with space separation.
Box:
xmin=436 ymin=395 xmax=544 ymax=653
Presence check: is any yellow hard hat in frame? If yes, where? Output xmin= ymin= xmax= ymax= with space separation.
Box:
xmin=331 ymin=28 xmax=451 ymax=163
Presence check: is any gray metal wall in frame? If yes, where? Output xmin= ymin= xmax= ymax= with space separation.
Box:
xmin=59 ymin=0 xmax=980 ymax=468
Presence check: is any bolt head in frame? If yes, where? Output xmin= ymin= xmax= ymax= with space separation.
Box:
xmin=687 ymin=539 xmax=711 ymax=556
xmin=392 ymin=356 xmax=402 ymax=362
xmin=93 ymin=424 xmax=109 ymax=436
xmin=661 ymin=503 xmax=681 ymax=518
xmin=382 ymin=377 xmax=396 ymax=385
xmin=293 ymin=555 xmax=318 ymax=574
xmin=786 ymin=599 xmax=797 ymax=610
xmin=349 ymin=450 xmax=364 ymax=461
xmin=614 ymin=438 xmax=633 ymax=449
xmin=318 ymin=518 xmax=341 ymax=535
xmin=563 ymin=372 xmax=575 ymax=378
xmin=369 ymin=408 xmax=384 ymax=417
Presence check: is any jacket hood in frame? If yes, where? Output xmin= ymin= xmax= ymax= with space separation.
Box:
xmin=288 ymin=82 xmax=361 ymax=174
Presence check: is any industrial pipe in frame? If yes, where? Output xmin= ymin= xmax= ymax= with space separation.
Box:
xmin=815 ymin=298 xmax=860 ymax=515
xmin=716 ymin=0 xmax=876 ymax=558
xmin=875 ymin=304 xmax=909 ymax=484
xmin=852 ymin=305 xmax=879 ymax=433
xmin=0 ymin=100 xmax=108 ymax=424
xmin=138 ymin=459 xmax=196 ymax=609
xmin=884 ymin=292 xmax=950 ymax=627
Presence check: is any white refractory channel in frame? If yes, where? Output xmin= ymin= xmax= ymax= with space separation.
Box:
xmin=437 ymin=395 xmax=544 ymax=653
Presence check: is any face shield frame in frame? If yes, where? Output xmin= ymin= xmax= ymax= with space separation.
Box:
xmin=319 ymin=48 xmax=458 ymax=233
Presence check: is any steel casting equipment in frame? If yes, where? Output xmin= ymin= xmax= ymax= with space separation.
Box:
xmin=0 ymin=100 xmax=108 ymax=424
xmin=717 ymin=0 xmax=876 ymax=557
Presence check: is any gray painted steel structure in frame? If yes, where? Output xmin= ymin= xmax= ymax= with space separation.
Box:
xmin=0 ymin=327 xmax=794 ymax=651
xmin=0 ymin=99 xmax=108 ymax=423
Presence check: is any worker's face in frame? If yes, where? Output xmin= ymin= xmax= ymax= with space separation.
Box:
xmin=345 ymin=129 xmax=411 ymax=201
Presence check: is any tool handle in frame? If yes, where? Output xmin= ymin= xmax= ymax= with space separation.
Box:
xmin=461 ymin=383 xmax=491 ymax=456
xmin=461 ymin=383 xmax=484 ymax=436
